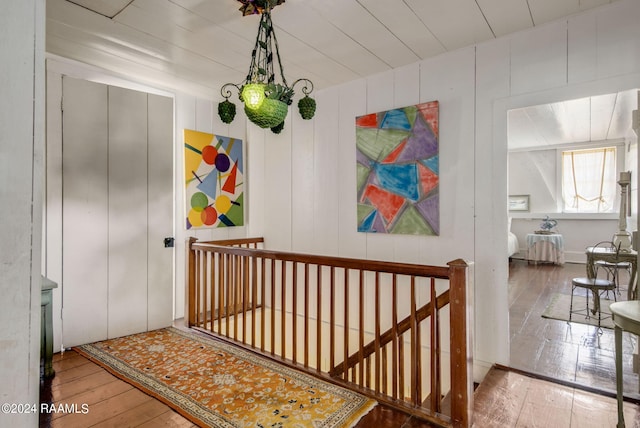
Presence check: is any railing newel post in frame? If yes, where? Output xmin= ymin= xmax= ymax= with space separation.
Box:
xmin=186 ymin=237 xmax=197 ymax=327
xmin=448 ymin=258 xmax=473 ymax=428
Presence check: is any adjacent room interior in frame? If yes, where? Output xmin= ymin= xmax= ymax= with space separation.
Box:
xmin=507 ymin=89 xmax=640 ymax=396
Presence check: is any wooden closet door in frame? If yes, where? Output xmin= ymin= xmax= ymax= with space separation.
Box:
xmin=61 ymin=77 xmax=173 ymax=346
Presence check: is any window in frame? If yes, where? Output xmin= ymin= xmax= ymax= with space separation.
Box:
xmin=561 ymin=147 xmax=617 ymax=213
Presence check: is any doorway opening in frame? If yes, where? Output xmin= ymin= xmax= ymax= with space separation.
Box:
xmin=507 ymin=89 xmax=640 ymax=397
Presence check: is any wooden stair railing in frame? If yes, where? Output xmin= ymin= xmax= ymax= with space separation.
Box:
xmin=186 ymin=237 xmax=472 ymax=428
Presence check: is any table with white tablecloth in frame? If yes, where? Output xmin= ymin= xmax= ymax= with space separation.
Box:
xmin=526 ymin=233 xmax=564 ymax=265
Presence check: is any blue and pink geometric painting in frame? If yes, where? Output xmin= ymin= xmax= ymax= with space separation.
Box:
xmin=184 ymin=129 xmax=244 ymax=229
xmin=356 ymin=101 xmax=439 ymax=235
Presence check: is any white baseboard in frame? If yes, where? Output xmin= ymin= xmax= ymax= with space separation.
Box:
xmin=511 ymin=250 xmax=586 ymax=265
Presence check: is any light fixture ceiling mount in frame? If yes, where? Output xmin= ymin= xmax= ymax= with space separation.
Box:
xmin=218 ymin=0 xmax=316 ymax=134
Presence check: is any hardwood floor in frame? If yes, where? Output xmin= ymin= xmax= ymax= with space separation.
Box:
xmin=473 ymin=366 xmax=640 ymax=427
xmin=39 ymin=350 xmax=433 ymax=427
xmin=38 ymin=262 xmax=640 ymax=427
xmin=508 ymin=259 xmax=640 ymax=397
xmin=41 ymin=348 xmax=640 ymax=427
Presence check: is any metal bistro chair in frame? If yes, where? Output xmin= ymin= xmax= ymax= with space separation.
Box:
xmin=571 ymin=245 xmax=618 ymax=331
xmin=593 ymin=240 xmax=632 ymax=297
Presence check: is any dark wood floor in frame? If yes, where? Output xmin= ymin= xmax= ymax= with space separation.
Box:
xmin=508 ymin=259 xmax=640 ymax=397
xmin=40 ymin=347 xmax=640 ymax=427
xmin=38 ymin=261 xmax=640 ymax=427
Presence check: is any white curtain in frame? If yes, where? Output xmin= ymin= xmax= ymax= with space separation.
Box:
xmin=562 ymin=147 xmax=616 ymax=213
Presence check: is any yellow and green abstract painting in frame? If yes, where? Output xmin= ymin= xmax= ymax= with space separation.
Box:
xmin=184 ymin=129 xmax=244 ymax=229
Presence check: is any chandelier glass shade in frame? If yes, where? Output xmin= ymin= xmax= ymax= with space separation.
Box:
xmin=219 ymin=1 xmax=315 ymax=133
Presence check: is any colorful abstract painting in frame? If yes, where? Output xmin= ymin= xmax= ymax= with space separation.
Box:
xmin=356 ymin=101 xmax=439 ymax=235
xmin=184 ymin=130 xmax=244 ymax=229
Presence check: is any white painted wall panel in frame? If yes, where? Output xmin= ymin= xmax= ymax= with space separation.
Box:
xmin=475 ymin=37 xmax=513 ymax=369
xmin=596 ymin=0 xmax=640 ymax=79
xmin=263 ymin=119 xmax=293 ymax=250
xmin=509 ymin=22 xmax=568 ymax=95
xmin=247 ymin=123 xmax=266 ymax=239
xmin=337 ymin=80 xmax=368 ymax=259
xmin=312 ymin=90 xmax=341 ymax=256
xmin=393 ymin=64 xmax=421 ymax=109
xmin=62 ymin=77 xmax=109 ymax=346
xmin=291 ymin=103 xmax=316 ymax=253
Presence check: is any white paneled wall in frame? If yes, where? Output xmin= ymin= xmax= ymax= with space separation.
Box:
xmin=290 ymin=102 xmax=316 ymax=254
xmin=45 ymin=0 xmax=640 ymax=382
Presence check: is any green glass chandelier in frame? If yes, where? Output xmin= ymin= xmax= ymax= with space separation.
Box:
xmin=218 ymin=0 xmax=316 ymax=134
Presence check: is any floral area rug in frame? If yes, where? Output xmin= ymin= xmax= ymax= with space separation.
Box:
xmin=75 ymin=327 xmax=376 ymax=427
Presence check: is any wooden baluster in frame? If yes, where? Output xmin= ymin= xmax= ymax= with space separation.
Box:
xmin=292 ymin=262 xmax=297 ymax=364
xmin=207 ymin=252 xmax=220 ymax=332
xmin=382 ymin=345 xmax=388 ymax=395
xmin=242 ymin=254 xmax=248 ymax=344
xmin=330 ymin=266 xmax=335 ymax=374
xmin=196 ymin=249 xmax=201 ymax=327
xmin=281 ymin=261 xmax=287 ymax=358
xmin=270 ymin=258 xmax=276 ymax=355
xmin=392 ymin=274 xmax=398 ymax=400
xmin=209 ymin=252 xmax=214 ymax=332
xmin=316 ymin=265 xmax=322 ymax=372
xmin=374 ymin=271 xmax=381 ymax=393
xmin=217 ymin=252 xmax=223 ymax=334
xmin=415 ymin=276 xmax=422 ymax=405
xmin=343 ymin=268 xmax=349 ymax=381
xmin=430 ymin=277 xmax=441 ymax=413
xmin=260 ymin=256 xmax=266 ymax=352
xmin=225 ymin=253 xmax=231 ymax=338
xmin=358 ymin=270 xmax=364 ymax=387
xmin=304 ymin=263 xmax=309 ymax=368
xmin=233 ymin=254 xmax=238 ymax=341
xmin=365 ymin=356 xmax=371 ymax=389
xmin=203 ymin=252 xmax=209 ymax=330
xmin=251 ymin=255 xmax=258 ymax=348
xmin=398 ymin=331 xmax=405 ymax=402
xmin=410 ymin=276 xmax=418 ymax=406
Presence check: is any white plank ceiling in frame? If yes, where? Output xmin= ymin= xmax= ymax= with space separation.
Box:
xmin=508 ymin=90 xmax=639 ymax=151
xmin=47 ymin=0 xmax=634 ymax=149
